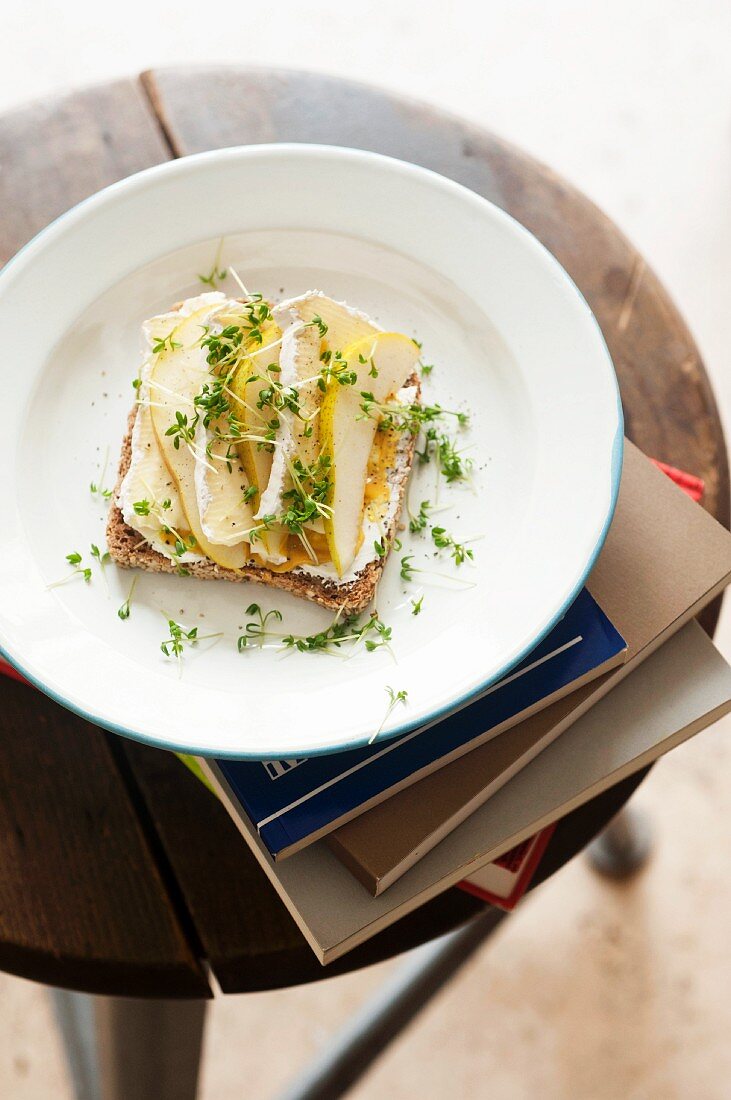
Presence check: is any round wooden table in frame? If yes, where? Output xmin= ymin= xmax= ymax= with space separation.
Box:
xmin=0 ymin=66 xmax=727 ymax=1092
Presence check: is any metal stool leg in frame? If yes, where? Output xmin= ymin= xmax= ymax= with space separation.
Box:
xmin=277 ymin=906 xmax=505 ymax=1100
xmin=587 ymin=805 xmax=652 ymax=878
xmin=52 ymin=989 xmax=207 ymax=1100
xmin=51 ymin=990 xmax=98 ymax=1100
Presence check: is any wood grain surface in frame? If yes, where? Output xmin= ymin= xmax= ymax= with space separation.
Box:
xmin=0 ymin=66 xmax=726 ymax=995
xmin=0 ymin=677 xmax=208 ymax=997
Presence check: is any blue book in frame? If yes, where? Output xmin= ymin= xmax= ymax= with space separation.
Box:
xmin=209 ymin=588 xmax=626 ymax=859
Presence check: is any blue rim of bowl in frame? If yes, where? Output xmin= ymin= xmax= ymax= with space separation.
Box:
xmin=0 ymin=143 xmax=624 ymax=759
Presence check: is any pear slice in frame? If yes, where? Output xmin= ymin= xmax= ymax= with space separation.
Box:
xmin=321 ymin=332 xmax=420 ymax=576
xmin=194 ymin=415 xmax=256 ymax=547
xmin=277 ymin=292 xmax=380 ymax=355
xmin=118 ymin=296 xmax=228 ymax=560
xmin=143 ymin=291 xmax=226 ymax=349
xmin=260 ymin=294 xmax=380 ymax=538
xmin=149 ymin=308 xmax=250 ymax=571
xmin=118 ymin=352 xmax=201 ymax=561
xmin=289 ymin=322 xmax=325 ymax=472
xmin=228 ymin=319 xmax=289 ymax=562
xmin=228 ymin=322 xmax=278 ymax=494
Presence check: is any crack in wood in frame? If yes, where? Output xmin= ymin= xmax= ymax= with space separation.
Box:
xmin=617 ymin=255 xmax=646 ymax=333
xmin=105 ymin=735 xmax=212 ymax=996
xmin=139 ymin=71 xmax=181 ymax=158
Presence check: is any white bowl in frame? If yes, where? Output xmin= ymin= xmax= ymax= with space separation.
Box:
xmin=0 ymin=144 xmax=622 ymax=757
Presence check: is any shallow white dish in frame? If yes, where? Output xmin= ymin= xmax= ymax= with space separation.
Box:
xmin=0 ymin=144 xmax=622 ymax=758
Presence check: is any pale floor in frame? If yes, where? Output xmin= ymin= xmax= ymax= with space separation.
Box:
xmin=2 ymin=2 xmax=731 ymax=1097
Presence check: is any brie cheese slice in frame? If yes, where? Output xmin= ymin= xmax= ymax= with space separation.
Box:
xmin=255 ymin=293 xmax=382 ymax=529
xmin=116 ymin=296 xmax=227 ymax=561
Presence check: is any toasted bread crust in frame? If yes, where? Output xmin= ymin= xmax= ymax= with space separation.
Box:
xmin=106 ymin=378 xmax=419 ymax=615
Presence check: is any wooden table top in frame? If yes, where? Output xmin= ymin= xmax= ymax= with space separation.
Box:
xmin=0 ymin=67 xmax=727 ymax=999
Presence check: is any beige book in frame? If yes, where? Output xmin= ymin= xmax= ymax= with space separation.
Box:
xmin=202 ymin=622 xmax=731 ymax=964
xmin=329 ymin=441 xmax=731 ymax=893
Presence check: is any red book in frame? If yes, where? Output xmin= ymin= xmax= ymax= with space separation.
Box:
xmin=0 ymin=660 xmax=26 ymax=684
xmin=650 ymin=459 xmax=704 ymax=502
xmin=457 ymin=825 xmax=555 ymax=910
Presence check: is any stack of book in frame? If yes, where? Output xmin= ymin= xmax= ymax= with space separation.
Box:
xmin=188 ymin=442 xmax=731 ymax=964
xmin=5 ymin=443 xmax=731 ymax=965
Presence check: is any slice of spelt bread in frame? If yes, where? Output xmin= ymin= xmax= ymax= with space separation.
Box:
xmin=106 ymin=378 xmax=419 ymax=616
